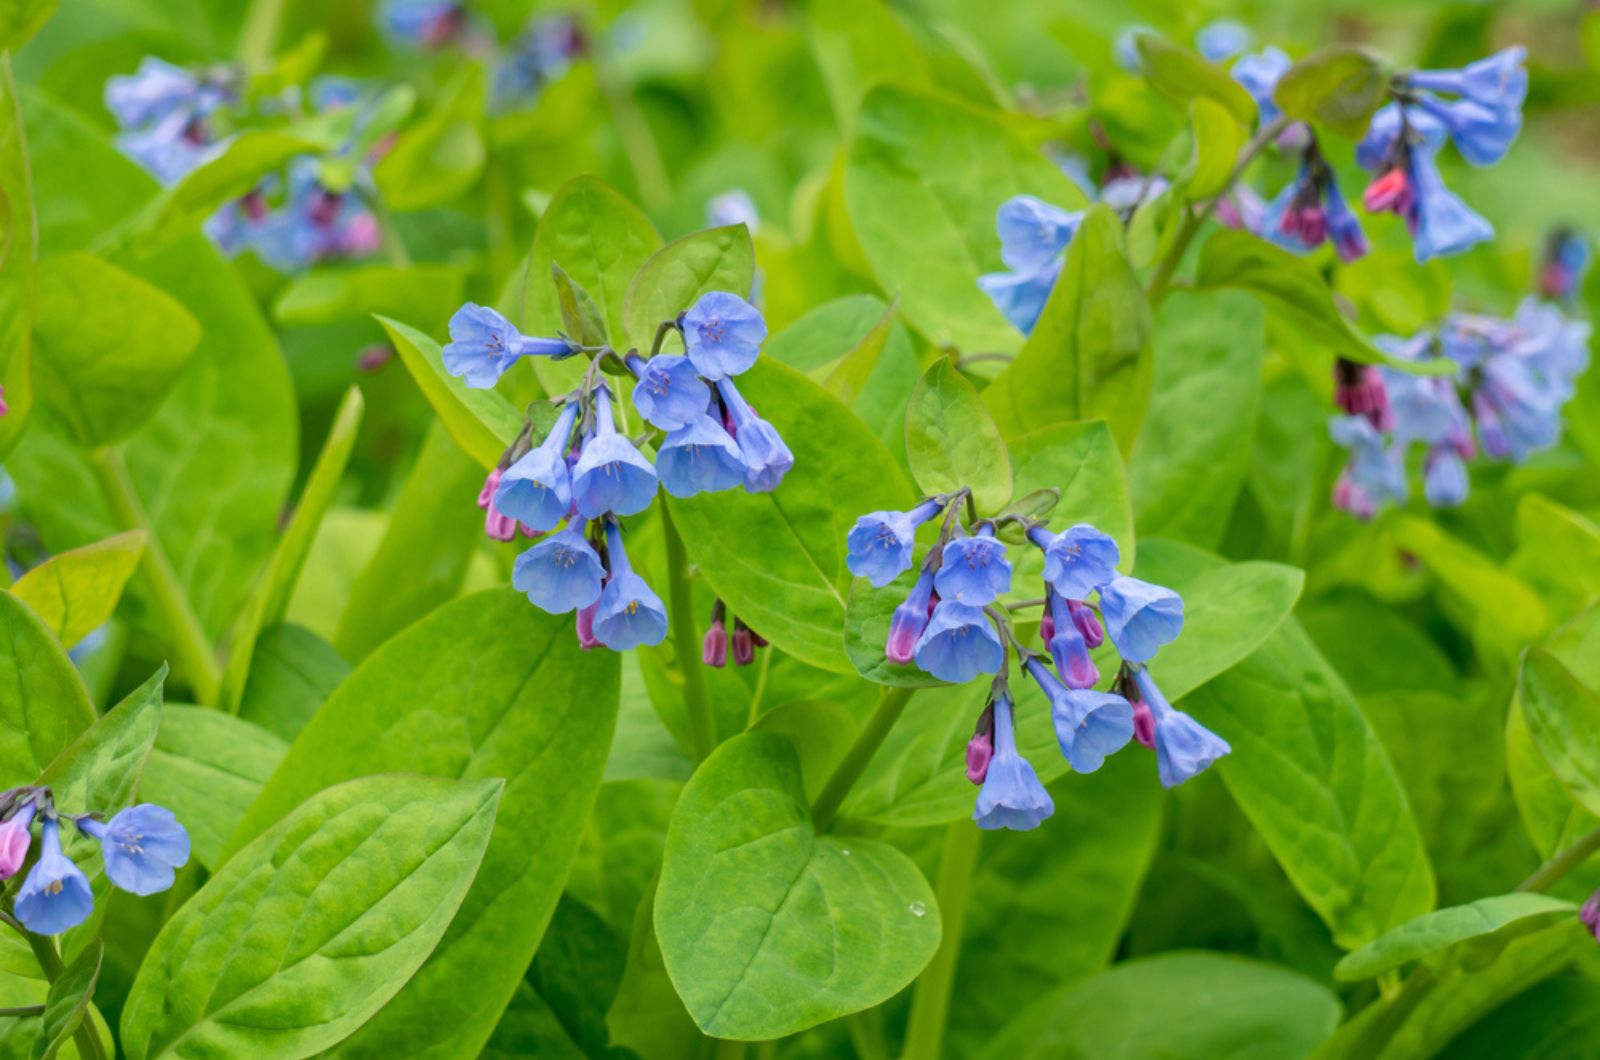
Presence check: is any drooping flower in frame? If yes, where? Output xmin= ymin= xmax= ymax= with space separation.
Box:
xmin=681 ymin=292 xmax=767 ymax=380
xmin=847 ymin=498 xmax=945 ymax=587
xmin=443 ymin=303 xmax=577 ymax=388
xmin=592 ymin=523 xmax=668 ymax=650
xmin=1329 ymin=415 xmax=1408 ymax=519
xmin=1030 ymin=523 xmax=1120 ymax=600
xmin=1197 ymin=20 xmax=1252 ymax=63
xmin=717 ymin=378 xmax=794 ymax=493
xmin=1539 ymin=228 xmax=1589 ymax=302
xmin=979 ymin=196 xmax=1083 ymax=335
xmin=0 ymin=801 xmax=35 ymax=879
xmin=886 ymin=568 xmax=936 ymax=664
xmin=105 ymin=57 xmax=216 ymax=128
xmin=914 ymin=602 xmax=1003 ymax=684
xmin=1025 ymin=657 xmax=1133 ymax=774
xmin=707 ymin=189 xmax=759 ymax=233
xmin=115 ymin=109 xmax=220 ymax=184
xmin=730 ymin=621 xmax=757 ymax=666
xmin=575 ymin=599 xmax=600 ymax=650
xmin=628 ymin=354 xmax=710 ymax=431
xmin=703 ymin=601 xmax=729 ymax=667
xmin=1216 ymin=183 xmax=1270 ymax=234
xmin=13 ymin=819 xmax=94 ymax=936
xmin=1098 ymin=577 xmax=1184 ymax=664
xmin=1131 ymin=665 xmax=1230 ymax=787
xmin=1358 ymin=103 xmax=1494 ymax=262
xmin=492 ymin=14 xmax=585 ymax=110
xmin=495 ymin=402 xmax=580 ymax=532
xmin=1407 ymin=148 xmax=1494 ymax=262
xmin=965 ymin=706 xmax=995 ymax=785
xmin=75 ymin=804 xmax=189 ymax=896
xmin=1047 ymin=593 xmax=1099 ymax=689
xmin=934 ymin=523 xmax=1011 ymax=606
xmin=571 ymin=387 xmax=659 ymax=518
xmin=1422 ymin=446 xmax=1469 ymax=508
xmin=1402 ymin=47 xmax=1527 ymax=166
xmin=1263 ymin=153 xmax=1368 ymax=263
xmin=656 ymin=415 xmax=746 ymax=497
xmin=1334 ymin=358 xmax=1392 ymax=431
xmin=977 ymin=262 xmax=1062 ymax=336
xmin=1582 ymin=890 xmax=1600 ymax=944
xmin=247 ymin=159 xmax=383 ymax=273
xmin=513 ymin=525 xmax=604 ymax=614
xmin=973 ymin=692 xmax=1054 ymax=830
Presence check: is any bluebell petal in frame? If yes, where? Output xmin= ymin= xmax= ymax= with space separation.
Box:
xmin=934 ymin=531 xmax=1011 ymax=606
xmin=995 ymin=196 xmax=1082 ymax=274
xmin=973 ymin=694 xmax=1054 ymax=830
xmin=1098 ymin=576 xmax=1183 ymax=663
xmin=513 ymin=527 xmax=604 ymax=613
xmin=682 ymin=291 xmax=766 ymax=380
xmin=631 ymin=354 xmax=711 ymax=430
xmin=914 ymin=602 xmax=1003 ymax=684
xmin=656 ymin=416 xmax=746 ymax=497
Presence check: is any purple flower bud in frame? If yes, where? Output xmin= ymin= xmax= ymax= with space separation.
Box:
xmin=886 ymin=569 xmax=936 ymax=664
xmin=0 ymin=803 xmax=35 ymax=879
xmin=575 ymin=599 xmax=600 ymax=650
xmin=1582 ymin=891 xmax=1600 ymax=943
xmin=478 ymin=468 xmax=519 ymax=542
xmin=1048 ymin=599 xmax=1100 ymax=689
xmin=1068 ymin=599 xmax=1104 ymax=649
xmin=731 ymin=623 xmax=756 ymax=666
xmin=1334 ymin=359 xmax=1392 ymax=431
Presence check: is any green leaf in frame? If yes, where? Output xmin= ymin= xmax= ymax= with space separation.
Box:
xmin=666 ymin=357 xmax=916 ymax=675
xmin=1445 ymin=975 xmax=1600 ymax=1060
xmin=374 ymin=64 xmax=486 ymax=211
xmin=226 ymin=589 xmax=620 ymax=1060
xmin=1134 ymin=33 xmax=1258 ymax=125
xmin=142 ymin=705 xmax=288 ymax=871
xmin=984 ymin=206 xmax=1154 ymax=454
xmin=845 ymin=83 xmax=1087 ymax=353
xmin=1008 ymin=420 xmax=1135 ymax=556
xmin=237 ymin=623 xmax=350 ymax=743
xmin=32 ymin=252 xmax=202 ymax=447
xmin=608 ymin=878 xmax=698 ymax=1060
xmin=1129 ymin=290 xmax=1263 ymax=548
xmin=981 ymin=952 xmax=1339 ymax=1060
xmin=32 ymin=941 xmax=100 ymax=1060
xmin=1274 ymin=46 xmax=1388 ymax=138
xmin=621 ymin=224 xmax=755 ymax=352
xmin=0 ymin=55 xmax=35 ymax=460
xmin=905 ymin=358 xmax=1013 ymax=513
xmin=1520 ymin=648 xmax=1600 ymax=820
xmin=820 ymin=296 xmax=897 ymax=407
xmin=0 ymin=0 xmax=58 ymax=51
xmin=1182 ymin=98 xmax=1247 ymax=200
xmin=805 ymin=0 xmax=929 ymax=128
xmin=273 ymin=263 xmax=466 ymax=329
xmin=0 ymin=592 xmax=94 ymax=788
xmin=379 ymin=314 xmax=522 ymax=467
xmin=120 ymin=774 xmax=503 ymax=1060
xmin=1510 ymin=493 xmax=1600 ymax=614
xmin=10 ymin=530 xmax=147 ymax=649
xmin=1390 ymin=514 xmax=1549 ymax=657
xmin=655 ymin=733 xmax=940 ymax=1039
xmin=1334 ymin=894 xmax=1575 ymax=981
xmin=551 ymin=264 xmax=608 ymax=348
xmin=219 ymin=387 xmax=362 ymax=712
xmin=482 ymin=981 xmax=586 ymax=1060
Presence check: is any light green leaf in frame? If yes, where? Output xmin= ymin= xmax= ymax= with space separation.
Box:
xmin=621 ymin=224 xmax=755 ymax=351
xmin=806 ymin=0 xmax=929 ymax=128
xmin=32 ymin=252 xmax=201 ymax=448
xmin=1274 ymin=46 xmax=1389 ymax=138
xmin=820 ymin=296 xmax=898 ymax=407
xmin=31 ymin=941 xmax=100 ymax=1060
xmin=984 ymin=206 xmax=1154 ymax=454
xmin=905 ymin=358 xmax=1012 ymax=513
xmin=655 ymin=733 xmax=940 ymax=1039
xmin=378 ymin=314 xmax=521 ymax=468
xmin=550 ymin=264 xmax=608 ymax=348
xmin=1129 ymin=290 xmax=1263 ymax=548
xmin=219 ymin=387 xmax=362 ymax=713
xmin=1182 ymin=98 xmax=1247 ymax=200
xmin=1008 ymin=420 xmax=1135 ymax=556
xmin=374 ymin=64 xmax=486 ymax=211
xmin=0 ymin=0 xmax=58 ymax=51
xmin=1135 ymin=32 xmax=1258 ymax=125
xmin=1510 ymin=493 xmax=1600 ymax=614
xmin=667 ymin=357 xmax=916 ymax=675
xmin=273 ymin=264 xmax=466 ymax=329
xmin=1390 ymin=514 xmax=1549 ymax=656
xmin=236 ymin=623 xmax=350 ymax=743
xmin=844 ymin=83 xmax=1087 ymax=353
xmin=1520 ymin=648 xmax=1600 ymax=820
xmin=227 ymin=589 xmax=620 ymax=1060
xmin=10 ymin=531 xmax=147 ymax=649
xmin=142 ymin=705 xmax=288 ymax=871
xmin=1334 ymin=894 xmax=1575 ymax=981
xmin=0 ymin=592 xmax=94 ymax=789
xmin=0 ymin=55 xmax=35 ymax=460
xmin=982 ymin=952 xmax=1339 ymax=1060
xmin=120 ymin=774 xmax=503 ymax=1060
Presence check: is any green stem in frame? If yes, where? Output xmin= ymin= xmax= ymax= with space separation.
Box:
xmin=903 ymin=822 xmax=981 ymax=1060
xmin=661 ymin=504 xmax=717 ymax=763
xmin=811 ymin=686 xmax=915 ymax=831
xmin=21 ymin=931 xmax=107 ymax=1060
xmin=371 ymin=194 xmax=413 ymax=269
xmin=1146 ymin=114 xmax=1292 ymax=306
xmin=87 ymin=449 xmax=221 ymax=704
xmin=0 ymin=1005 xmax=45 ymax=1017
xmin=238 ymin=0 xmax=287 ymax=67
xmin=1517 ymin=825 xmax=1600 ymax=893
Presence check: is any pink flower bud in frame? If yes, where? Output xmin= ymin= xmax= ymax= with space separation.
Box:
xmin=703 ymin=620 xmax=728 ymax=667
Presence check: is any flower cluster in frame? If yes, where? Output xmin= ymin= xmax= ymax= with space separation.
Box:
xmin=445 ymin=291 xmax=792 ymax=650
xmin=979 ymin=196 xmax=1084 ymax=336
xmin=381 ymin=1 xmax=586 ymax=112
xmin=105 ymin=57 xmax=235 ymax=184
xmin=0 ymin=787 xmax=189 ymax=936
xmin=1330 ymin=296 xmax=1591 ymax=517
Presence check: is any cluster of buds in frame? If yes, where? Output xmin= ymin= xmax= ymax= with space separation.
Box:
xmin=0 ymin=787 xmax=189 ymax=936
xmin=701 ymin=599 xmax=768 ymax=668
xmin=1260 ymin=140 xmax=1367 ymax=263
xmin=446 ymin=290 xmax=792 ymax=652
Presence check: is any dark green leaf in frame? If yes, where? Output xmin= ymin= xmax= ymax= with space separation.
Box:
xmin=236 ymin=623 xmax=350 ymax=743
xmin=31 ymin=941 xmax=100 ymax=1060
xmin=374 ymin=64 xmax=486 ymax=211
xmin=273 ymin=264 xmax=466 ymax=329
xmin=1520 ymin=648 xmax=1600 ymax=820
xmin=1135 ymin=32 xmax=1258 ymax=125
xmin=0 ymin=55 xmax=35 ymax=460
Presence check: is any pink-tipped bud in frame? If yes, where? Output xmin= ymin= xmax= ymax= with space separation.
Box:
xmin=1068 ymin=599 xmax=1103 ymax=649
xmin=1363 ymin=167 xmax=1412 ymax=216
xmin=1582 ymin=891 xmax=1600 ymax=943
xmin=703 ymin=620 xmax=728 ymax=667
xmin=575 ymin=602 xmax=600 ymax=650
xmin=1050 ymin=629 xmax=1100 ymax=690
xmin=477 ymin=468 xmax=502 ymax=509
xmin=965 ymin=730 xmax=994 ymax=785
xmin=356 ymin=345 xmax=394 ymax=373
xmin=1131 ymin=696 xmax=1156 ymax=749
xmin=886 ymin=572 xmax=935 ymax=664
xmin=1039 ymin=611 xmax=1055 ymax=644
xmin=477 ymin=468 xmax=518 ymax=541
xmin=0 ymin=805 xmax=35 ymax=879
xmin=1334 ymin=360 xmax=1393 ymax=432
xmin=731 ymin=626 xmax=756 ymax=666
xmin=0 ymin=384 xmax=8 ymax=418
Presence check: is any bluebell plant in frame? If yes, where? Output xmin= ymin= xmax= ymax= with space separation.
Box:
xmin=0 ymin=786 xmax=189 ymax=936
xmin=444 ymin=290 xmax=791 ymax=652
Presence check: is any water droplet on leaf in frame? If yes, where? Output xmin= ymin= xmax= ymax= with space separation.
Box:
xmin=908 ymin=901 xmax=927 ymax=917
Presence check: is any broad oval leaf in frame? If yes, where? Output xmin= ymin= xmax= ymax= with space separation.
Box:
xmin=227 ymin=589 xmax=621 ymax=1060
xmin=905 ymin=358 xmax=1012 ymax=513
xmin=1519 ymin=648 xmax=1600 ymax=820
xmin=668 ymin=357 xmax=916 ymax=675
xmin=378 ymin=314 xmax=522 ymax=468
xmin=621 ymin=224 xmax=755 ymax=352
xmin=120 ymin=774 xmax=503 ymax=1060
xmin=655 ymin=733 xmax=940 ymax=1039
xmin=1134 ymin=33 xmax=1258 ymax=125
xmin=1334 ymin=894 xmax=1576 ymax=982
xmin=1182 ymin=98 xmax=1246 ymax=200
xmin=1274 ymin=46 xmax=1388 ymax=138
xmin=10 ymin=530 xmax=146 ymax=649
xmin=0 ymin=591 xmax=95 ymax=788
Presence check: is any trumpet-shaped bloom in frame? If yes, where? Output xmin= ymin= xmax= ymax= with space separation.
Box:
xmin=1031 ymin=523 xmax=1120 ymax=600
xmin=629 ymin=354 xmax=710 ymax=430
xmin=1329 ymin=415 xmax=1409 ymax=519
xmin=973 ymin=694 xmax=1054 ymax=830
xmin=14 ymin=819 xmax=94 ymax=935
xmin=1423 ymin=446 xmax=1469 ymax=508
xmin=77 ymin=804 xmax=190 ymax=896
xmin=443 ymin=303 xmax=576 ymax=388
xmin=682 ymin=292 xmax=766 ymax=380
xmin=572 ymin=388 xmax=658 ymax=518
xmin=0 ymin=802 xmax=35 ymax=879
xmin=495 ymin=402 xmax=580 ymax=532
xmin=1026 ymin=657 xmax=1133 ymax=774
xmin=655 ymin=415 xmax=745 ymax=497
xmin=1407 ymin=47 xmax=1527 ymax=119
xmin=1099 ymin=577 xmax=1184 ymax=663
xmin=513 ymin=525 xmax=604 ymax=613
xmin=914 ymin=602 xmax=1003 ymax=684
xmin=1132 ymin=666 xmax=1230 ymax=787
xmin=105 ymin=57 xmax=216 ymax=129
xmin=995 ymin=196 xmax=1083 ymax=274
xmin=934 ymin=524 xmax=1011 ymax=606
xmin=383 ymin=0 xmax=464 ymax=46
xmin=1408 ymin=148 xmax=1494 ymax=262
xmin=717 ymin=378 xmax=793 ymax=493
xmin=846 ymin=498 xmax=943 ymax=587
xmin=593 ymin=524 xmax=668 ymax=650
xmin=978 ymin=261 xmax=1062 ymax=336
xmin=886 ymin=568 xmax=936 ymax=664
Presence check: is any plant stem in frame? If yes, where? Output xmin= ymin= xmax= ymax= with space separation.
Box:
xmin=1517 ymin=825 xmax=1600 ymax=893
xmin=661 ymin=504 xmax=717 ymax=763
xmin=86 ymin=448 xmax=221 ymax=704
xmin=903 ymin=822 xmax=981 ymax=1060
xmin=0 ymin=1005 xmax=45 ymax=1017
xmin=22 ymin=932 xmax=107 ymax=1060
xmin=1146 ymin=114 xmax=1292 ymax=306
xmin=371 ymin=194 xmax=413 ymax=268
xmin=811 ymin=686 xmax=915 ymax=831
xmin=238 ymin=0 xmax=287 ymax=67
